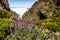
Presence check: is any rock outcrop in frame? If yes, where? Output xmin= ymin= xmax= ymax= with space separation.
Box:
xmin=0 ymin=0 xmax=10 ymax=11
xmin=23 ymin=0 xmax=58 ymax=21
xmin=0 ymin=0 xmax=19 ymax=18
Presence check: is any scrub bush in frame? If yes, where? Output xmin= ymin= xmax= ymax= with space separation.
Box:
xmin=0 ymin=18 xmax=13 ymax=39
xmin=0 ymin=9 xmax=12 ymax=18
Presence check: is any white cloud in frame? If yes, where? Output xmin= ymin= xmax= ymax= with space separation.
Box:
xmin=10 ymin=8 xmax=28 ymax=18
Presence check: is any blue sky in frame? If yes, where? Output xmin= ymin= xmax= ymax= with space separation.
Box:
xmin=8 ymin=0 xmax=37 ymax=8
xmin=8 ymin=0 xmax=37 ymax=18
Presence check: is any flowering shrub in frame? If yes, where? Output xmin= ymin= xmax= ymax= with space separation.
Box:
xmin=0 ymin=18 xmax=13 ymax=39
xmin=5 ymin=19 xmax=51 ymax=40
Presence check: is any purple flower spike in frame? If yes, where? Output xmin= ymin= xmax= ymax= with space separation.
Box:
xmin=41 ymin=37 xmax=45 ymax=40
xmin=33 ymin=21 xmax=36 ymax=26
xmin=23 ymin=20 xmax=30 ymax=26
xmin=36 ymin=32 xmax=40 ymax=37
xmin=25 ymin=27 xmax=29 ymax=32
xmin=10 ymin=28 xmax=13 ymax=33
xmin=32 ymin=29 xmax=34 ymax=33
xmin=15 ymin=22 xmax=19 ymax=30
xmin=39 ymin=22 xmax=42 ymax=27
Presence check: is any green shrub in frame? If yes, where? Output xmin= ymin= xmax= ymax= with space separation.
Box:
xmin=0 ymin=9 xmax=12 ymax=18
xmin=42 ymin=19 xmax=60 ymax=32
xmin=41 ymin=6 xmax=60 ymax=32
xmin=0 ymin=18 xmax=13 ymax=39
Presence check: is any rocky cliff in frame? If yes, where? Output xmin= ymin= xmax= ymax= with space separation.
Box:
xmin=23 ymin=0 xmax=59 ymax=21
xmin=22 ymin=0 xmax=60 ymax=32
xmin=0 ymin=0 xmax=10 ymax=11
xmin=0 ymin=0 xmax=19 ymax=18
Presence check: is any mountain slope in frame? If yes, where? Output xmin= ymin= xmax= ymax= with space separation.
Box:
xmin=0 ymin=0 xmax=19 ymax=18
xmin=23 ymin=0 xmax=60 ymax=32
xmin=23 ymin=0 xmax=58 ymax=21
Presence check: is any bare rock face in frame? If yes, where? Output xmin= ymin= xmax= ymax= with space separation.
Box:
xmin=23 ymin=0 xmax=57 ymax=21
xmin=0 ymin=0 xmax=10 ymax=11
